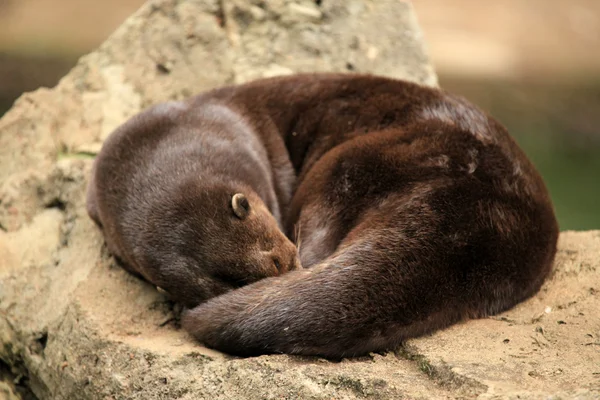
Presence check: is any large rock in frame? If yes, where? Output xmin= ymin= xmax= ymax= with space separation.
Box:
xmin=0 ymin=0 xmax=598 ymax=399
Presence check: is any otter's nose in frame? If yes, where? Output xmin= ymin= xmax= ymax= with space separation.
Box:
xmin=273 ymin=257 xmax=282 ymax=273
xmin=271 ymin=253 xmax=302 ymax=275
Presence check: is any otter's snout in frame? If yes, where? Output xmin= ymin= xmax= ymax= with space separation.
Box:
xmin=274 ymin=253 xmax=302 ymax=273
xmin=267 ymin=244 xmax=302 ymax=276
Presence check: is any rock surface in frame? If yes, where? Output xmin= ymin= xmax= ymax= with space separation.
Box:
xmin=0 ymin=0 xmax=598 ymax=399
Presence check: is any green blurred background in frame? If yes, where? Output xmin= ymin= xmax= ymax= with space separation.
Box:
xmin=0 ymin=0 xmax=598 ymax=230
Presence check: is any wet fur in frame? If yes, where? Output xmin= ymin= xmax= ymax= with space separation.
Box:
xmin=180 ymin=74 xmax=558 ymax=357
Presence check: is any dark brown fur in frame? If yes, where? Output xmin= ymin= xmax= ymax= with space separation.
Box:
xmin=180 ymin=74 xmax=559 ymax=357
xmin=87 ymin=100 xmax=301 ymax=308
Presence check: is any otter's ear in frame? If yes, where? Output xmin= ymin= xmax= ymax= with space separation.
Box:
xmin=231 ymin=193 xmax=250 ymax=219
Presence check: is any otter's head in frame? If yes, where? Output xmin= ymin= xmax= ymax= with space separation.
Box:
xmin=151 ymin=184 xmax=301 ymax=307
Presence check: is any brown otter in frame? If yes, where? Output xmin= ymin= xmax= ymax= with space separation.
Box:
xmin=181 ymin=73 xmax=559 ymax=357
xmin=86 ymin=99 xmax=301 ymax=308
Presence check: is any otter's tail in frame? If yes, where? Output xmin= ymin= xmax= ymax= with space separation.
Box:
xmin=182 ymin=229 xmax=554 ymax=358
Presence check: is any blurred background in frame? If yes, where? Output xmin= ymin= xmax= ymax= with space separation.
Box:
xmin=0 ymin=0 xmax=598 ymax=229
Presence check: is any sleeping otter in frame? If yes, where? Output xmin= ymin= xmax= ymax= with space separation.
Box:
xmin=86 ymin=100 xmax=301 ymax=308
xmin=180 ymin=73 xmax=559 ymax=357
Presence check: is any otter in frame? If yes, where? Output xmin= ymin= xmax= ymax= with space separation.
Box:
xmin=180 ymin=73 xmax=559 ymax=358
xmin=86 ymin=99 xmax=301 ymax=308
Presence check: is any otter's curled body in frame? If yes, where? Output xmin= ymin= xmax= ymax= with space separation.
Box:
xmin=178 ymin=74 xmax=558 ymax=358
xmin=88 ymin=73 xmax=558 ymax=357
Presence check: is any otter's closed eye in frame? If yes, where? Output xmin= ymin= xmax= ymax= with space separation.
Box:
xmin=232 ymin=193 xmax=250 ymax=219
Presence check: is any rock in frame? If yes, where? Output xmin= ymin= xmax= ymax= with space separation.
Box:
xmin=405 ymin=231 xmax=600 ymax=399
xmin=0 ymin=0 xmax=598 ymax=399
